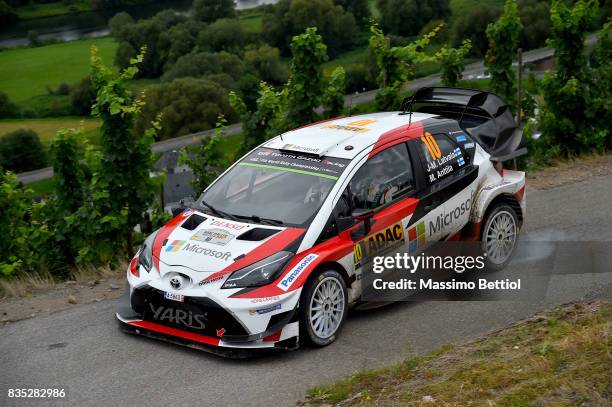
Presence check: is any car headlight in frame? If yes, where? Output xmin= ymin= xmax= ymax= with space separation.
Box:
xmin=222 ymin=251 xmax=293 ymax=289
xmin=138 ymin=229 xmax=159 ymax=272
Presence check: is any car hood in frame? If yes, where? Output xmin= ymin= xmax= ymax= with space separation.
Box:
xmin=154 ymin=210 xmax=288 ymax=273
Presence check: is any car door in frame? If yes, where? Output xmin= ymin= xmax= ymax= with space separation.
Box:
xmin=407 ymin=130 xmax=479 ymax=244
xmin=333 ymin=143 xmax=418 ymax=273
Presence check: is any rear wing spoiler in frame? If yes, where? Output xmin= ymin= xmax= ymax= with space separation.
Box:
xmin=401 ymin=87 xmax=527 ymax=161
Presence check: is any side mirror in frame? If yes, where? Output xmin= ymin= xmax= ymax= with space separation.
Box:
xmin=350 ymin=208 xmax=375 ymax=241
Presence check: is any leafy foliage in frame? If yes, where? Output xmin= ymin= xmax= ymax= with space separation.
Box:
xmin=193 ymin=0 xmax=236 ymax=23
xmin=369 ymin=23 xmax=443 ymax=110
xmin=262 ymin=0 xmax=357 ymax=57
xmin=244 ymin=44 xmax=288 ymax=85
xmin=451 ymin=5 xmax=502 ymax=57
xmin=540 ymin=0 xmax=607 ymax=156
xmin=0 ymin=129 xmax=47 ymax=173
xmin=440 ymin=39 xmax=472 ymax=87
xmin=0 ymin=168 xmax=31 ymax=276
xmin=485 ymin=0 xmax=522 ymax=107
xmin=137 ymin=77 xmax=236 ymax=140
xmin=323 ymin=67 xmax=347 ymax=117
xmin=286 ymin=27 xmax=329 ymax=128
xmin=0 ymin=91 xmax=18 ymax=119
xmin=377 ymin=0 xmax=451 ymax=37
xmin=69 ymin=76 xmax=96 ymax=116
xmin=76 ymin=46 xmax=158 ymax=261
xmin=334 ymin=0 xmax=371 ymax=28
xmin=180 ymin=115 xmax=229 ymax=196
xmin=198 ymin=18 xmax=247 ymax=54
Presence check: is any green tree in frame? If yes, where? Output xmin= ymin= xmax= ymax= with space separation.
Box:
xmin=244 ymin=44 xmax=288 ymax=85
xmin=540 ymin=0 xmax=602 ymax=155
xmin=198 ymin=18 xmax=247 ymax=54
xmin=193 ymin=0 xmax=236 ymax=23
xmin=262 ymin=0 xmax=357 ymax=57
xmin=370 ymin=23 xmax=443 ymax=110
xmin=440 ymin=39 xmax=472 ymax=87
xmin=81 ymin=46 xmax=158 ymax=261
xmin=138 ymin=77 xmax=237 ymax=140
xmin=518 ymin=0 xmax=551 ymax=50
xmin=485 ymin=0 xmax=522 ymax=107
xmin=69 ymin=76 xmax=96 ymax=116
xmin=0 ymin=129 xmax=47 ymax=173
xmin=0 ymin=91 xmax=18 ymax=118
xmin=180 ymin=115 xmax=229 ymax=196
xmin=286 ymin=27 xmax=329 ymax=128
xmin=377 ymin=0 xmax=451 ymax=37
xmin=160 ymin=51 xmax=244 ymax=83
xmin=160 ymin=19 xmax=206 ymax=69
xmin=334 ymin=0 xmax=371 ymax=28
xmin=0 ymin=168 xmax=31 ymax=276
xmin=451 ymin=6 xmax=501 ymax=57
xmin=323 ymin=67 xmax=347 ymax=117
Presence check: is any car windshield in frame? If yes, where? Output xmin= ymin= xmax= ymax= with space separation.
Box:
xmin=197 ymin=147 xmax=350 ymax=226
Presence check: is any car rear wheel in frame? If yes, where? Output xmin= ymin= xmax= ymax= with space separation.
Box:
xmin=299 ymin=270 xmax=348 ymax=347
xmin=481 ymin=203 xmax=519 ymax=271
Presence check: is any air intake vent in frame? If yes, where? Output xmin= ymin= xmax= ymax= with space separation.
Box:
xmin=181 ymin=214 xmax=207 ymax=231
xmin=237 ymin=228 xmax=280 ymax=241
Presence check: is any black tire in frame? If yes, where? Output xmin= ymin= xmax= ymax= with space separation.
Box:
xmin=480 ymin=203 xmax=519 ymax=272
xmin=299 ymin=269 xmax=348 ymax=347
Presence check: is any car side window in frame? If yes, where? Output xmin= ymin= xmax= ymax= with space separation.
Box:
xmin=348 ymin=143 xmax=414 ymax=211
xmin=418 ymin=132 xmax=466 ymax=184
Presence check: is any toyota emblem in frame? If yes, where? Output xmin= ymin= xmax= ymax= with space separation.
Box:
xmin=170 ymin=277 xmax=182 ymax=290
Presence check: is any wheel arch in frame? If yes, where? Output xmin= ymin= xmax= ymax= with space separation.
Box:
xmin=484 ymin=193 xmax=523 ymax=228
xmin=310 ymin=261 xmax=352 ymax=289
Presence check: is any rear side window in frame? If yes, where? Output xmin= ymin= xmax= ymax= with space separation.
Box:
xmin=418 ymin=132 xmax=466 ymax=183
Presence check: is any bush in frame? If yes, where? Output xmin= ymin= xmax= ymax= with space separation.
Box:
xmin=0 ymin=169 xmax=31 ymax=277
xmin=518 ymin=0 xmax=551 ymax=50
xmin=344 ymin=63 xmax=376 ymax=93
xmin=161 ymin=51 xmax=244 ymax=83
xmin=244 ymin=44 xmax=288 ymax=84
xmin=0 ymin=129 xmax=47 ymax=173
xmin=262 ymin=0 xmax=358 ymax=57
xmin=198 ymin=18 xmax=247 ymax=54
xmin=377 ymin=0 xmax=451 ymax=37
xmin=334 ymin=0 xmax=371 ymax=28
xmin=160 ymin=19 xmax=206 ymax=69
xmin=70 ymin=76 xmax=96 ymax=116
xmin=0 ymin=91 xmax=18 ymax=118
xmin=136 ymin=77 xmax=237 ymax=140
xmin=193 ymin=0 xmax=236 ymax=23
xmin=451 ymin=5 xmax=502 ymax=57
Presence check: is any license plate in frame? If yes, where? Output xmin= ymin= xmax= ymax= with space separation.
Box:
xmin=164 ymin=292 xmax=184 ymax=302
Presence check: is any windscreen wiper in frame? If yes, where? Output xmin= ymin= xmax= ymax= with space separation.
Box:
xmin=200 ymin=200 xmax=239 ymax=221
xmin=233 ymin=214 xmax=285 ymax=226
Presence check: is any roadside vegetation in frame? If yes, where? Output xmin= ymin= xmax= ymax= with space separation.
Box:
xmin=0 ymin=0 xmax=610 ymax=281
xmin=303 ymin=300 xmax=611 ymax=406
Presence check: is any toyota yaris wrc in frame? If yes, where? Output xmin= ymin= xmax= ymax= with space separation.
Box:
xmin=117 ymin=88 xmax=527 ymax=353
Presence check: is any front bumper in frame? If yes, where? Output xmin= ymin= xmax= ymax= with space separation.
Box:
xmin=116 ymin=287 xmax=299 ymax=354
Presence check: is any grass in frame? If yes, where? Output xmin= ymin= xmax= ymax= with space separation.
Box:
xmin=450 ymin=0 xmax=503 ymax=20
xmin=0 ymin=117 xmax=100 ymax=144
xmin=304 ymin=300 xmax=612 ymax=406
xmin=14 ymin=0 xmax=91 ymax=20
xmin=0 ymin=36 xmax=117 ymax=102
xmin=238 ymin=13 xmax=263 ymax=34
xmin=28 ymin=178 xmax=55 ymax=197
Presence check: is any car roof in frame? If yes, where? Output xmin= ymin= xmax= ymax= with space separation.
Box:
xmin=263 ymin=111 xmax=441 ymax=159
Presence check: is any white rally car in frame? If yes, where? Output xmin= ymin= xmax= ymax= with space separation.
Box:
xmin=117 ymin=88 xmax=527 ymax=353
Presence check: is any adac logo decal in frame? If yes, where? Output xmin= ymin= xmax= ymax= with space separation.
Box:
xmin=407 ymin=221 xmax=426 ymax=253
xmin=346 ymin=119 xmax=377 ymax=127
xmin=166 ymin=240 xmax=187 ymax=253
xmin=421 ymin=132 xmax=442 ymax=160
xmin=354 ymin=222 xmax=404 ymax=268
xmin=277 ymin=253 xmax=319 ymax=291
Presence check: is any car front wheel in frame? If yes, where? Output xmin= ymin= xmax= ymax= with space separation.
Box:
xmin=481 ymin=203 xmax=519 ymax=271
xmin=299 ymin=270 xmax=348 ymax=347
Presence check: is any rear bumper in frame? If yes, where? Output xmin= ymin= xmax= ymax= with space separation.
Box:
xmin=116 ymin=287 xmax=299 ymax=354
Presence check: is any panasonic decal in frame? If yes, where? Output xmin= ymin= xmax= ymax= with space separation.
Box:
xmin=277 ymin=253 xmax=319 ymax=292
